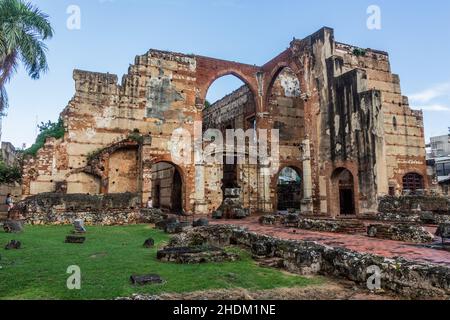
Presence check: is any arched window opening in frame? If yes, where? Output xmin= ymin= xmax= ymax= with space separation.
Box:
xmin=277 ymin=167 xmax=302 ymax=211
xmin=203 ymin=75 xmax=257 ymax=196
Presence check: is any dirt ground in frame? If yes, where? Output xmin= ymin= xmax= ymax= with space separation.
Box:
xmin=124 ymin=277 xmax=408 ymax=301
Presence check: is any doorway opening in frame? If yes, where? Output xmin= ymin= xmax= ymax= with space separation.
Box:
xmin=332 ymin=168 xmax=356 ymax=216
xmin=277 ymin=167 xmax=302 ymax=211
xmin=151 ymin=162 xmax=183 ymax=213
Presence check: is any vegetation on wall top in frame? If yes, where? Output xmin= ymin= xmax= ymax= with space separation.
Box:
xmin=22 ymin=119 xmax=65 ymax=156
xmin=352 ymin=48 xmax=367 ymax=57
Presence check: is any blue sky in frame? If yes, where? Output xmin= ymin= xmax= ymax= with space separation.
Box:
xmin=3 ymin=0 xmax=450 ymax=147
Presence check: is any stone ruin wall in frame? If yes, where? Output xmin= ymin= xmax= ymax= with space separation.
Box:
xmin=20 ymin=27 xmax=428 ymax=217
xmin=22 ymin=50 xmax=199 ymax=212
xmin=333 ymin=42 xmax=427 ymax=196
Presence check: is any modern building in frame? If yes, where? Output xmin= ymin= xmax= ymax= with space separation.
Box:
xmin=430 ymin=134 xmax=450 ymax=158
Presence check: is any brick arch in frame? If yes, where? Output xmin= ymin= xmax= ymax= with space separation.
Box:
xmin=195 ymin=56 xmax=262 ymax=111
xmin=264 ymin=65 xmax=306 ymax=109
xmin=261 ymin=48 xmax=310 ymax=113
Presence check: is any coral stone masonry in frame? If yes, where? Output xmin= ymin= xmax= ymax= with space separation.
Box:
xmin=20 ymin=27 xmax=428 ymax=218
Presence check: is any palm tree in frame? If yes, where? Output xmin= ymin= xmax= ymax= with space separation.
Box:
xmin=0 ymin=0 xmax=53 ymax=114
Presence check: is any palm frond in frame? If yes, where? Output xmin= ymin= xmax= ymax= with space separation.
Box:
xmin=0 ymin=50 xmax=18 ymax=85
xmin=18 ymin=31 xmax=48 ymax=79
xmin=0 ymin=84 xmax=8 ymax=114
xmin=0 ymin=0 xmax=53 ymax=111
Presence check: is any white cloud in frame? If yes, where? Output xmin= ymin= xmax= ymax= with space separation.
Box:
xmin=409 ymin=82 xmax=450 ymax=103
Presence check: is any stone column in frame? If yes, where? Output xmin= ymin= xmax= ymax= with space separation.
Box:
xmin=194 ymin=163 xmax=208 ymax=214
xmin=193 ymin=120 xmax=207 ymax=215
xmin=140 ymin=136 xmax=153 ymax=204
xmin=258 ymin=164 xmax=273 ymax=213
xmin=301 ymin=138 xmax=313 ymax=213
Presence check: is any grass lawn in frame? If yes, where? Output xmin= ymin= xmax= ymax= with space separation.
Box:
xmin=0 ymin=224 xmax=323 ymax=300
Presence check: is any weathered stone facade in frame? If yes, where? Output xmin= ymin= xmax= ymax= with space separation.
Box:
xmin=21 ymin=27 xmax=428 ymax=217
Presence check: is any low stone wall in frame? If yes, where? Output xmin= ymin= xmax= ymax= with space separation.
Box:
xmin=296 ymin=218 xmax=366 ymax=234
xmin=371 ymin=212 xmax=450 ymax=225
xmin=169 ymin=225 xmax=450 ymax=298
xmin=367 ymin=224 xmax=434 ymax=243
xmin=24 ymin=208 xmax=164 ymax=226
xmin=260 ymin=215 xmax=366 ymax=234
xmin=9 ymin=192 xmax=164 ymax=226
xmin=378 ymin=196 xmax=450 ymax=214
xmin=13 ymin=193 xmax=141 ymax=214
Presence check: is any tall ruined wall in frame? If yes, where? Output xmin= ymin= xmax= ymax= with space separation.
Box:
xmin=333 ymin=43 xmax=427 ymax=195
xmin=268 ymin=68 xmax=304 ymax=160
xmin=285 ymin=28 xmax=426 ymax=216
xmin=22 ymin=50 xmax=198 ymax=212
xmin=324 ymin=66 xmax=383 ymax=214
xmin=20 ymin=27 xmax=428 ymax=217
xmin=267 ymin=67 xmax=305 ymax=210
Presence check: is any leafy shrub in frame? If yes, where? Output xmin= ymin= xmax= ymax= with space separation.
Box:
xmin=128 ymin=132 xmax=143 ymax=144
xmin=352 ymin=48 xmax=367 ymax=57
xmin=0 ymin=160 xmax=21 ymax=183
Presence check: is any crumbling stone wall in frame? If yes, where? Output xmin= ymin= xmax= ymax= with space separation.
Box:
xmin=367 ymin=223 xmax=434 ymax=243
xmin=10 ymin=193 xmax=144 ymax=225
xmin=333 ymin=43 xmax=428 ymax=197
xmin=379 ymin=195 xmax=450 ymax=214
xmin=20 ymin=27 xmax=427 ymax=218
xmin=22 ymin=50 xmax=198 ymax=213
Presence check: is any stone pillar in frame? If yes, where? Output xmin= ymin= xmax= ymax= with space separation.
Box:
xmin=193 ymin=120 xmax=207 ymax=215
xmin=194 ymin=163 xmax=208 ymax=215
xmin=141 ymin=136 xmax=153 ymax=205
xmin=301 ymin=138 xmax=313 ymax=213
xmin=258 ymin=164 xmax=273 ymax=213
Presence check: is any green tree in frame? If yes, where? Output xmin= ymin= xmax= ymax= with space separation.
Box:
xmin=0 ymin=0 xmax=53 ymax=113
